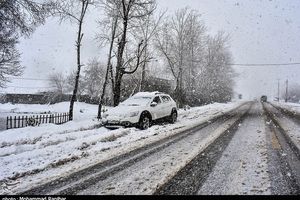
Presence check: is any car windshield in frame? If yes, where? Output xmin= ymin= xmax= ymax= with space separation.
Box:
xmin=120 ymin=96 xmax=152 ymax=106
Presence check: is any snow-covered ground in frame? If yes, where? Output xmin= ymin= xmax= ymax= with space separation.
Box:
xmin=0 ymin=102 xmax=105 ymax=131
xmin=272 ymin=101 xmax=300 ymax=115
xmin=0 ymin=102 xmax=103 ymax=121
xmin=0 ymin=101 xmax=245 ymax=194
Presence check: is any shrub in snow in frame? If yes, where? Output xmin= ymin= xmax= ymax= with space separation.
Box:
xmin=184 ymin=105 xmax=191 ymax=111
xmin=26 ymin=117 xmax=40 ymax=127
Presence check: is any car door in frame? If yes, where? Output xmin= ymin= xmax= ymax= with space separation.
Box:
xmin=150 ymin=96 xmax=164 ymax=119
xmin=161 ymin=95 xmax=172 ymax=117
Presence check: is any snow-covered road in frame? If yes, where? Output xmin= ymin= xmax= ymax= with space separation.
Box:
xmin=198 ymin=103 xmax=270 ymax=195
xmin=156 ymin=102 xmax=300 ymax=195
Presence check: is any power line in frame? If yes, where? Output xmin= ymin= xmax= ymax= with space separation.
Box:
xmin=228 ymin=62 xmax=300 ymax=66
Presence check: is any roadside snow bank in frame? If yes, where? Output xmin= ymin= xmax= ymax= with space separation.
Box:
xmin=272 ymin=101 xmax=300 ymax=115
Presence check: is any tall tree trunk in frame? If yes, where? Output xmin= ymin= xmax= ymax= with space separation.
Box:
xmin=98 ymin=17 xmax=118 ymax=119
xmin=69 ymin=33 xmax=83 ymax=120
xmin=69 ymin=1 xmax=87 ymax=121
xmin=139 ymin=45 xmax=147 ymax=92
xmin=113 ymin=16 xmax=128 ymax=106
xmin=97 ymin=64 xmax=109 ymax=119
xmin=113 ymin=73 xmax=123 ymax=106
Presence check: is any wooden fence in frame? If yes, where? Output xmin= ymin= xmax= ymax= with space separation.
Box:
xmin=6 ymin=113 xmax=70 ymax=130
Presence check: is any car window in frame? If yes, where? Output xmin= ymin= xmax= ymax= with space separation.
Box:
xmin=152 ymin=96 xmax=161 ymax=104
xmin=161 ymin=96 xmax=171 ymax=103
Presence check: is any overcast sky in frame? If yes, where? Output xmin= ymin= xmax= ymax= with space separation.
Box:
xmin=1 ymin=0 xmax=300 ymax=100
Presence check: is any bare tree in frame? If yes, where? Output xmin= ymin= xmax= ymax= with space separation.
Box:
xmin=156 ymin=8 xmax=199 ymax=107
xmin=97 ymin=15 xmax=119 ymax=119
xmin=133 ymin=11 xmax=165 ymax=92
xmin=101 ymin=0 xmax=157 ymax=106
xmin=0 ymin=0 xmax=53 ymax=87
xmin=66 ymin=70 xmax=85 ymax=97
xmin=53 ymin=0 xmax=93 ymax=120
xmin=83 ymin=59 xmax=106 ymax=98
xmin=198 ymin=32 xmax=236 ymax=103
xmin=156 ymin=8 xmax=234 ymax=106
xmin=184 ymin=11 xmax=206 ymax=96
xmin=48 ymin=72 xmax=67 ymax=94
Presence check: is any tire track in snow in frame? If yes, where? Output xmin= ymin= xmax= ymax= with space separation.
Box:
xmin=194 ymin=102 xmax=270 ymax=195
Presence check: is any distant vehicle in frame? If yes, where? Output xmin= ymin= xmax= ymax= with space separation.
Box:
xmin=260 ymin=95 xmax=268 ymax=102
xmin=102 ymin=92 xmax=178 ymax=130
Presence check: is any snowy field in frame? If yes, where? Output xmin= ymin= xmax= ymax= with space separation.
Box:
xmin=0 ymin=101 xmax=245 ymax=194
xmin=0 ymin=102 xmax=102 ymax=120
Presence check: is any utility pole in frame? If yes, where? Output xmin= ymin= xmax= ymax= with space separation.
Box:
xmin=277 ymin=79 xmax=280 ymax=102
xmin=285 ymin=79 xmax=288 ymax=102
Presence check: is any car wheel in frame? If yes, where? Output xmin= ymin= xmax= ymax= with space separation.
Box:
xmin=169 ymin=111 xmax=177 ymax=124
xmin=139 ymin=115 xmax=151 ymax=130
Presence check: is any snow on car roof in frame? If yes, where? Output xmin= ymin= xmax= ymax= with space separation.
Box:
xmin=133 ymin=91 xmax=166 ymax=97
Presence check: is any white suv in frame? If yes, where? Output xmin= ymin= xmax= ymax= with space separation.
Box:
xmin=102 ymin=92 xmax=177 ymax=129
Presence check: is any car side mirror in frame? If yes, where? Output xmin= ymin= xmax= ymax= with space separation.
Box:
xmin=150 ymin=102 xmax=158 ymax=107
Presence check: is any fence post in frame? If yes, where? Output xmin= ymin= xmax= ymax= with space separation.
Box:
xmin=21 ymin=116 xmax=24 ymax=127
xmin=6 ymin=116 xmax=8 ymax=129
xmin=18 ymin=116 xmax=20 ymax=128
xmin=14 ymin=116 xmax=16 ymax=129
xmin=25 ymin=116 xmax=28 ymax=127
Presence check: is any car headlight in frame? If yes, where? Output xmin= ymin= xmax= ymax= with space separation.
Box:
xmin=125 ymin=111 xmax=139 ymax=118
